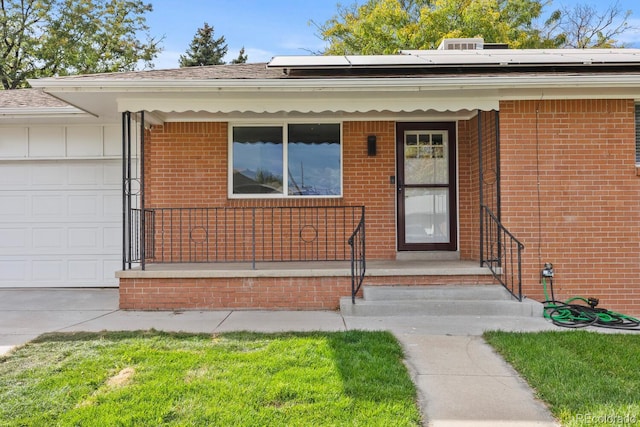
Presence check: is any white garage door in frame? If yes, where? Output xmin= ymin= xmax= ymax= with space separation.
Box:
xmin=0 ymin=125 xmax=122 ymax=287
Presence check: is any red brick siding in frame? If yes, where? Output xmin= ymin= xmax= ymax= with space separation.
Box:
xmin=457 ymin=112 xmax=498 ymax=260
xmin=144 ymin=121 xmax=399 ymax=260
xmin=119 ymin=274 xmax=496 ymax=310
xmin=120 ymin=276 xmax=351 ymax=310
xmin=500 ymin=99 xmax=640 ymax=315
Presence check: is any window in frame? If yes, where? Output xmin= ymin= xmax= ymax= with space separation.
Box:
xmin=231 ymin=123 xmax=342 ymax=197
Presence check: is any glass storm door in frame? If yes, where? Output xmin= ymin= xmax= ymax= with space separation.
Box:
xmin=397 ymin=122 xmax=457 ymax=251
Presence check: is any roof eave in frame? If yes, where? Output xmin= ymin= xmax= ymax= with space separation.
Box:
xmin=29 ymin=74 xmax=640 ymax=92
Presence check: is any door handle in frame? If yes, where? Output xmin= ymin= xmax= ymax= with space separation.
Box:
xmin=397 ymin=179 xmax=403 ymax=193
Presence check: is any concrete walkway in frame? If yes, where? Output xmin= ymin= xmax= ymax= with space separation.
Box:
xmin=0 ymin=288 xmax=560 ymax=426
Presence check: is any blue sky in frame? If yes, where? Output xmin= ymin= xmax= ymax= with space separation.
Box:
xmin=146 ymin=0 xmax=640 ymax=69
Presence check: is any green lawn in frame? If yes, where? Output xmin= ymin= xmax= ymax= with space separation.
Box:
xmin=484 ymin=330 xmax=640 ymax=427
xmin=0 ymin=330 xmax=421 ymax=426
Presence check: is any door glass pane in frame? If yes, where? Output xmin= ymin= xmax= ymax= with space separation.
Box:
xmin=232 ymin=126 xmax=283 ymax=194
xmin=404 ymin=188 xmax=449 ymax=243
xmin=404 ymin=131 xmax=448 ymax=185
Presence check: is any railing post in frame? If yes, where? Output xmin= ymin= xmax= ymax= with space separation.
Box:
xmin=350 ymin=237 xmax=356 ymax=304
xmin=517 ymin=244 xmax=523 ymax=301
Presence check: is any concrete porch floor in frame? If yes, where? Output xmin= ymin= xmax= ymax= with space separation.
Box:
xmin=117 ymin=259 xmax=490 ymax=279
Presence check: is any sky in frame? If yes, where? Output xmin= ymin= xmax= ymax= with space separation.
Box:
xmin=145 ymin=0 xmax=640 ymax=70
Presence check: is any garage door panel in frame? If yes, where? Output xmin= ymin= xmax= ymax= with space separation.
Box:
xmin=104 ymin=194 xmax=121 ymax=216
xmin=0 ymin=255 xmax=120 ymax=287
xmin=0 ymin=159 xmax=121 ymax=287
xmin=32 ymin=164 xmax=66 ymax=185
xmin=32 ymin=227 xmax=64 ymax=249
xmin=104 ymin=162 xmax=121 ymax=184
xmin=68 ymin=227 xmax=99 ymax=248
xmin=0 ymin=228 xmax=27 ymax=248
xmin=0 ymin=163 xmax=28 ymax=184
xmin=0 ymin=260 xmax=26 ymax=281
xmin=68 ymin=260 xmax=98 ymax=280
xmin=33 ymin=195 xmax=65 ymax=216
xmin=32 ymin=260 xmax=63 ymax=281
xmin=104 ymin=226 xmax=121 ymax=250
xmin=0 ymin=196 xmax=27 ymax=216
xmin=68 ymin=164 xmax=101 ymax=185
xmin=69 ymin=194 xmax=98 ymax=216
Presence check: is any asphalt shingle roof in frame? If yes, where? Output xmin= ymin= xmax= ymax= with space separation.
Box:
xmin=0 ymin=88 xmax=71 ymax=109
xmin=47 ymin=63 xmax=282 ymax=81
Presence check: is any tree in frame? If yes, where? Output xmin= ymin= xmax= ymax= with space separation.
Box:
xmin=179 ymin=23 xmax=228 ymax=67
xmin=317 ymin=0 xmax=560 ymax=54
xmin=231 ymin=47 xmax=248 ymax=64
xmin=0 ymin=0 xmax=161 ymax=90
xmin=316 ymin=0 xmax=636 ymax=55
xmin=556 ymin=1 xmax=636 ymax=48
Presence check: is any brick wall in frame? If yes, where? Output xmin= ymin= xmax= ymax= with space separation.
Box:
xmin=120 ymin=276 xmax=352 ymax=310
xmin=144 ymin=121 xmax=400 ymax=260
xmin=500 ymin=99 xmax=640 ymax=315
xmin=119 ymin=274 xmax=497 ymax=310
xmin=458 ymin=111 xmax=498 ymax=260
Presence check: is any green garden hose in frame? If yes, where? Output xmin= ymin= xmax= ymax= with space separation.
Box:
xmin=541 ymin=273 xmax=640 ymax=331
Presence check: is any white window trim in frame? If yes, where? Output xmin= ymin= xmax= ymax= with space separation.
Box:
xmin=228 ymin=121 xmax=344 ymax=199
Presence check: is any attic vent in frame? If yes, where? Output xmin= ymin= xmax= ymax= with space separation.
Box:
xmin=438 ymin=38 xmax=484 ymax=50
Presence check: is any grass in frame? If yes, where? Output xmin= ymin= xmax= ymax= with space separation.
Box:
xmin=484 ymin=330 xmax=640 ymax=427
xmin=0 ymin=330 xmax=421 ymax=426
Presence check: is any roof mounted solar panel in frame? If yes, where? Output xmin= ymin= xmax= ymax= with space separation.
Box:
xmin=267 ymin=48 xmax=640 ymax=71
xmin=346 ymin=55 xmax=428 ymax=66
xmin=267 ymin=56 xmax=351 ymax=68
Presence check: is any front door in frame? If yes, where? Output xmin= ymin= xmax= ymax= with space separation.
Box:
xmin=397 ymin=122 xmax=457 ymax=251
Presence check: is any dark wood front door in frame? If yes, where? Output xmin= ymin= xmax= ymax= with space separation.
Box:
xmin=397 ymin=122 xmax=457 ymax=251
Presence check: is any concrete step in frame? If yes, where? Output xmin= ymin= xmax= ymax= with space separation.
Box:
xmin=341 ymin=285 xmax=543 ymax=317
xmin=362 ymin=285 xmax=513 ymax=302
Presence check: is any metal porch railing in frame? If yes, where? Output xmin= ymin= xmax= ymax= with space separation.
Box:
xmin=128 ymin=206 xmax=365 ymax=271
xmin=480 ymin=204 xmax=524 ymax=301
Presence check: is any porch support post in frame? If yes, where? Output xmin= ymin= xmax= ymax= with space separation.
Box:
xmin=478 ymin=110 xmax=484 ymax=267
xmin=140 ymin=111 xmax=146 ymax=271
xmin=122 ymin=112 xmax=130 ymax=270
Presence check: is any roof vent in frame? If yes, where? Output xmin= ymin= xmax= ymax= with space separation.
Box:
xmin=437 ymin=38 xmax=484 ymax=50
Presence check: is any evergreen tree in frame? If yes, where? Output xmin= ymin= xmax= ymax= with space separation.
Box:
xmin=231 ymin=47 xmax=248 ymax=64
xmin=179 ymin=23 xmax=227 ymax=67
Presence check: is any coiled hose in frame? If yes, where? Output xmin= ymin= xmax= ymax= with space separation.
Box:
xmin=542 ymin=276 xmax=640 ymax=331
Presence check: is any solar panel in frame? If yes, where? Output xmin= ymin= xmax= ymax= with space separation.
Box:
xmin=267 ymin=56 xmax=350 ymax=68
xmin=267 ymin=48 xmax=640 ymax=70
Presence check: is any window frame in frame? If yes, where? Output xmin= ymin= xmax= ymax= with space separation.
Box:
xmin=228 ymin=121 xmax=344 ymax=199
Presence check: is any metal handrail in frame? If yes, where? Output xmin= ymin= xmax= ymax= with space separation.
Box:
xmin=480 ymin=204 xmax=524 ymax=301
xmin=348 ymin=207 xmax=366 ymax=303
